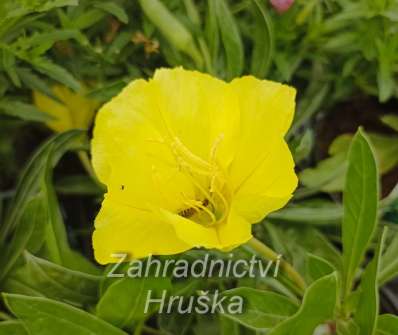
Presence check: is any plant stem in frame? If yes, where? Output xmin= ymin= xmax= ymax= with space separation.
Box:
xmin=247 ymin=237 xmax=307 ymax=293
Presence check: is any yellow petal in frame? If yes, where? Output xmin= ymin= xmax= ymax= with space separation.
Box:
xmin=91 ymin=79 xmax=156 ymax=184
xmin=91 ymin=79 xmax=196 ymax=212
xmin=153 ymin=68 xmax=239 ymax=168
xmin=33 ymin=89 xmax=72 ymax=133
xmin=93 ymin=194 xmax=190 ymax=264
xmin=55 ymin=85 xmax=98 ymax=129
xmin=217 ymin=205 xmax=252 ymax=248
xmin=159 ymin=208 xmax=221 ymax=248
xmin=33 ymin=85 xmax=98 ymax=133
xmin=228 ymin=76 xmax=296 ymax=192
xmin=233 ymin=140 xmax=298 ymax=223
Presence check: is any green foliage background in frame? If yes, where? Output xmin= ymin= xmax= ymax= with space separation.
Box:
xmin=0 ymin=0 xmax=398 ymax=334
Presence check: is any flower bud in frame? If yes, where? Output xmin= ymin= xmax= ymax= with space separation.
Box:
xmin=270 ymin=0 xmax=294 ymax=13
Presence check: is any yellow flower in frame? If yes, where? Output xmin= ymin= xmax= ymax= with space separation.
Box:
xmin=33 ymin=85 xmax=98 ymax=133
xmin=91 ymin=68 xmax=297 ymax=264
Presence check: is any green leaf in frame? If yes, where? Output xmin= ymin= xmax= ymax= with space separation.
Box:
xmin=3 ymin=294 xmax=127 ymax=335
xmin=105 ymin=32 xmax=133 ymax=58
xmin=299 ymin=152 xmax=348 ymax=192
xmin=376 ymin=39 xmax=395 ymax=102
xmin=376 ymin=314 xmax=398 ymax=335
xmin=220 ymin=287 xmax=298 ymax=330
xmin=4 ymin=252 xmax=100 ymax=307
xmin=28 ymin=29 xmax=88 ymax=56
xmin=0 ymin=100 xmax=53 ymax=122
xmin=300 ymin=132 xmax=398 ymax=193
xmin=289 ymin=83 xmax=330 ymax=136
xmin=0 ymin=321 xmax=28 ymax=335
xmin=41 ymin=154 xmax=72 ymax=265
xmin=342 ymin=129 xmax=379 ymax=298
xmin=17 ymin=67 xmax=60 ymax=102
xmin=307 ymin=254 xmax=335 ymax=282
xmin=204 ymin=0 xmax=220 ymax=67
xmin=158 ymin=310 xmax=195 ymax=335
xmin=370 ymin=134 xmax=398 ymax=174
xmin=337 ymin=319 xmax=360 ymax=335
xmin=41 ymin=159 xmax=99 ymax=274
xmin=70 ymin=9 xmax=106 ymax=30
xmin=0 ymin=0 xmax=77 ymax=22
xmin=193 ymin=315 xmax=220 ymax=335
xmin=381 ymin=114 xmax=398 ymax=132
xmin=219 ymin=315 xmax=239 ymax=335
xmin=265 ymin=224 xmax=343 ymax=274
xmin=86 ymin=80 xmax=125 ymax=102
xmin=354 ymin=228 xmax=387 ymax=335
xmin=183 ymin=0 xmax=201 ymax=27
xmin=0 ymin=130 xmax=98 ymax=281
xmin=1 ymin=49 xmax=20 ymax=86
xmin=268 ymin=273 xmax=338 ymax=335
xmin=94 ymin=2 xmax=128 ymax=24
xmin=55 ymin=175 xmax=103 ymax=195
xmin=214 ymin=0 xmax=243 ymax=79
xmin=32 ymin=58 xmax=81 ymax=91
xmin=250 ymin=0 xmax=273 ymax=78
xmin=0 ymin=195 xmax=47 ymax=283
xmin=96 ymin=276 xmax=171 ymax=327
xmin=293 ymin=129 xmax=314 ymax=164
xmin=379 ymin=231 xmax=398 ymax=285
xmin=269 ymin=203 xmax=344 ymax=225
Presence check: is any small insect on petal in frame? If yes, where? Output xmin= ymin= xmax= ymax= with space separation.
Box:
xmin=270 ymin=0 xmax=295 ymax=13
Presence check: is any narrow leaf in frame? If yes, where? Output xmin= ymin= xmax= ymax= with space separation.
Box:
xmin=220 ymin=287 xmax=298 ymax=330
xmin=3 ymin=294 xmax=127 ymax=335
xmin=5 ymin=252 xmax=100 ymax=306
xmin=337 ymin=319 xmax=360 ymax=335
xmin=94 ymin=2 xmax=129 ymax=24
xmin=214 ymin=0 xmax=244 ymax=79
xmin=250 ymin=0 xmax=274 ymax=78
xmin=0 ymin=196 xmax=47 ymax=283
xmin=376 ymin=314 xmax=398 ymax=335
xmin=268 ymin=273 xmax=338 ymax=335
xmin=379 ymin=232 xmax=398 ymax=285
xmin=32 ymin=58 xmax=81 ymax=91
xmin=204 ymin=0 xmax=220 ymax=65
xmin=342 ymin=129 xmax=379 ymax=298
xmin=96 ymin=276 xmax=171 ymax=327
xmin=307 ymin=254 xmax=335 ymax=282
xmin=0 ymin=100 xmax=53 ymax=122
xmin=354 ymin=228 xmax=387 ymax=335
xmin=0 ymin=321 xmax=28 ymax=335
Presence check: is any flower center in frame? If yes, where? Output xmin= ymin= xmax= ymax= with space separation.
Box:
xmin=171 ymin=135 xmax=230 ymax=227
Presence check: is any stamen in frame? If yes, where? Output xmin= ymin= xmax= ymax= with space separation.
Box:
xmin=173 ymin=137 xmax=212 ymax=171
xmin=183 ymin=170 xmax=217 ymax=209
xmin=150 ymin=130 xmax=230 ymax=227
xmin=195 ymin=202 xmax=217 ymax=224
xmin=212 ymin=185 xmax=230 ymax=224
xmin=210 ymin=133 xmax=224 ymax=163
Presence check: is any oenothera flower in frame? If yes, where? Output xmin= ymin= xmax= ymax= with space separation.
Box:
xmin=33 ymin=85 xmax=98 ymax=133
xmin=92 ymin=68 xmax=297 ymax=264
